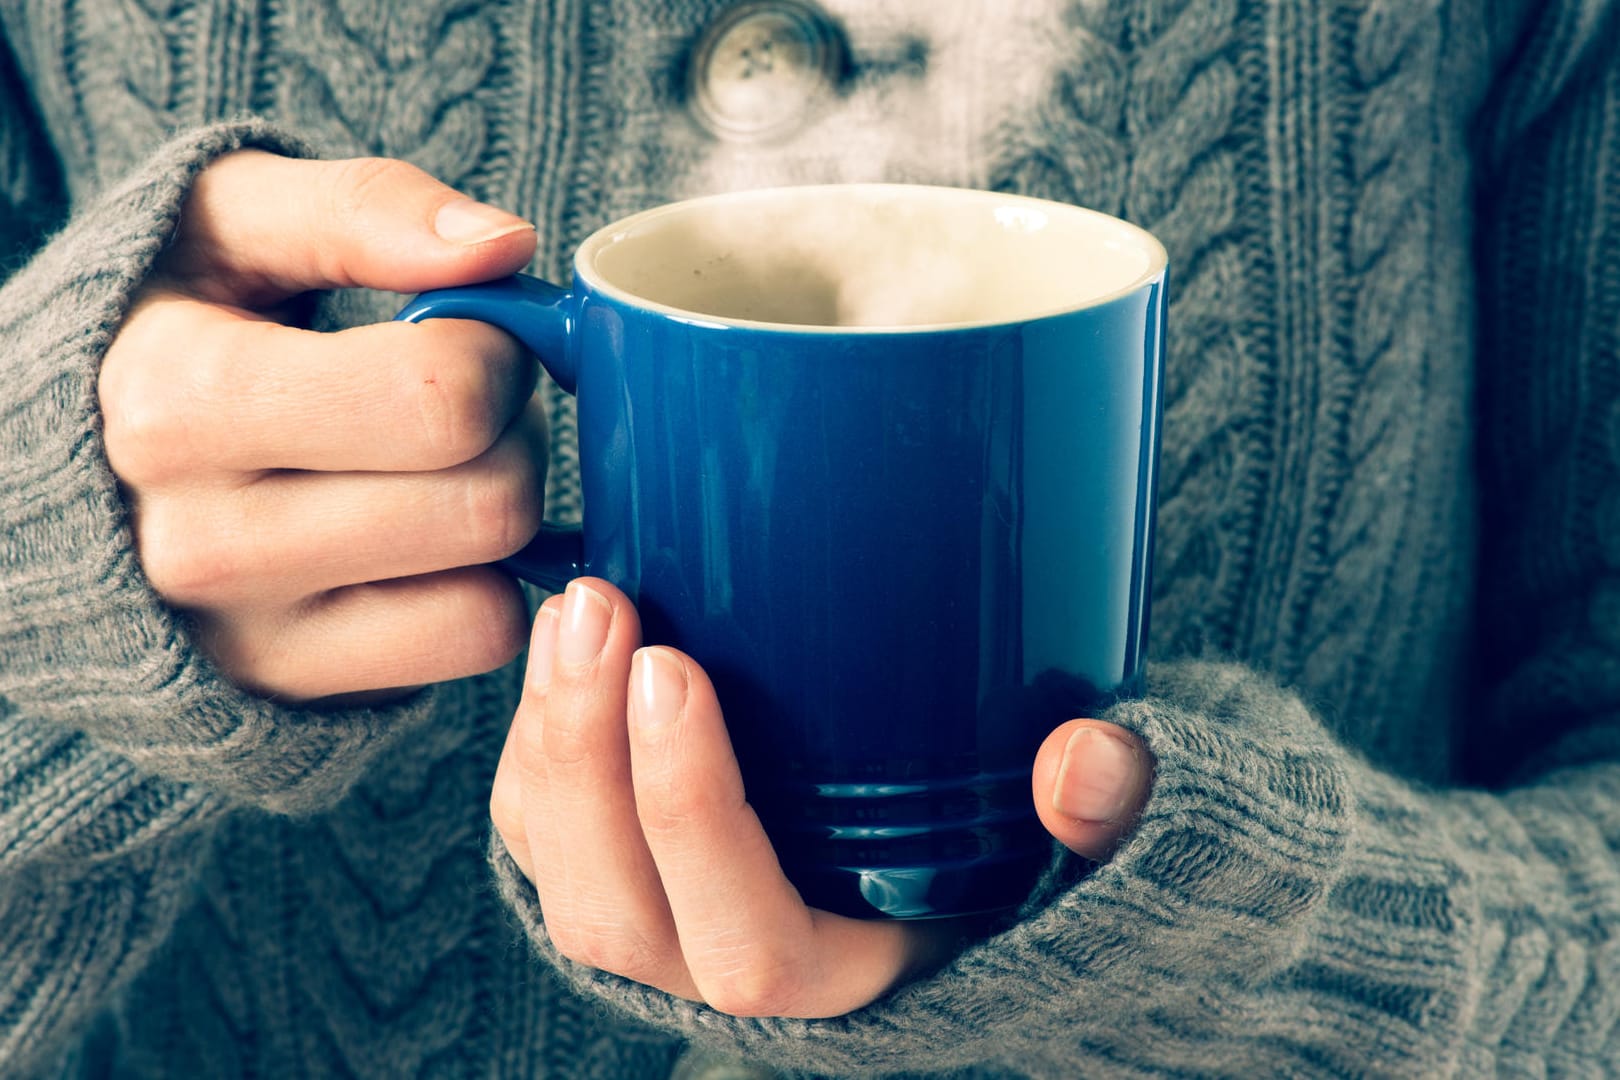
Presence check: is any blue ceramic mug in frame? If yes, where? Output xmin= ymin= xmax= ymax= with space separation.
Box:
xmin=398 ymin=185 xmax=1167 ymax=919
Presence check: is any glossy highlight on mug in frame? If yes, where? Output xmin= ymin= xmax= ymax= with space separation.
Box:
xmin=398 ymin=184 xmax=1167 ymax=918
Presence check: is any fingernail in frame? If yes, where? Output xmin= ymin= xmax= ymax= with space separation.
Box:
xmin=558 ymin=581 xmax=611 ymax=666
xmin=632 ymin=647 xmax=687 ymax=730
xmin=434 ymin=197 xmax=534 ymax=245
xmin=1053 ymin=727 xmax=1139 ymax=823
xmin=528 ymin=603 xmax=560 ymax=691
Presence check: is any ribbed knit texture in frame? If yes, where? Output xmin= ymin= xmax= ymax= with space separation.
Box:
xmin=2 ymin=1 xmax=1619 ymax=1077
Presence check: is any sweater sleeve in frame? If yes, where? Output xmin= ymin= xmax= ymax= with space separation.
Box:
xmin=0 ymin=99 xmax=435 ymax=1068
xmin=492 ymin=663 xmax=1454 ymax=1077
xmin=0 ymin=115 xmax=436 ymax=818
xmin=488 ymin=7 xmax=1620 ymax=1079
xmin=491 ymin=659 xmax=1616 ymax=1077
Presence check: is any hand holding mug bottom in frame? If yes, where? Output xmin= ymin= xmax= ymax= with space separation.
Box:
xmin=489 ymin=579 xmax=1155 ymax=1018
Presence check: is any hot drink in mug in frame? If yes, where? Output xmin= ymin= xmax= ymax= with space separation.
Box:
xmin=399 ymin=184 xmax=1167 ymax=919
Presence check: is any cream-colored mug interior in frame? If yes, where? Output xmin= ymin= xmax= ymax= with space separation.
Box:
xmin=579 ymin=184 xmax=1167 ymax=332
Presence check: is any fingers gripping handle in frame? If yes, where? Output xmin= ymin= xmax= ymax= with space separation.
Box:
xmin=395 ymin=273 xmax=579 ymax=392
xmin=395 ymin=274 xmax=584 ymax=591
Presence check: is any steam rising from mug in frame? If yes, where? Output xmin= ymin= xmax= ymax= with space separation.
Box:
xmin=584 ymin=186 xmax=1158 ymax=329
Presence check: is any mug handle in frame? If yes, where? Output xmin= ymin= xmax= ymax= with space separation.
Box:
xmin=395 ymin=273 xmax=584 ymax=592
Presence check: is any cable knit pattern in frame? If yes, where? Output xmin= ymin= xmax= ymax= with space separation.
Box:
xmin=1463 ymin=2 xmax=1620 ymax=1074
xmin=0 ymin=118 xmax=439 ymax=1076
xmin=268 ymin=0 xmax=588 ymax=520
xmin=1287 ymin=0 xmax=1474 ymax=780
xmin=4 ymin=0 xmax=1620 ymax=1076
xmin=273 ymin=0 xmax=499 ymax=178
xmin=989 ymin=1 xmax=1280 ymax=690
xmin=0 ymin=43 xmax=60 ymax=253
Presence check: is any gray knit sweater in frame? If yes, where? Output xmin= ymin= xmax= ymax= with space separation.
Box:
xmin=3 ymin=0 xmax=1618 ymax=1076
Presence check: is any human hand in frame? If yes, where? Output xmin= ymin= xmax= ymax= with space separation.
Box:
xmin=490 ymin=579 xmax=1155 ymax=1018
xmin=99 ymin=150 xmax=546 ymax=702
xmin=1031 ymin=710 xmax=1154 ymax=863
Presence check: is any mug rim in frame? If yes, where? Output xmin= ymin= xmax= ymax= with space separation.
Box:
xmin=573 ymin=183 xmax=1169 ymax=335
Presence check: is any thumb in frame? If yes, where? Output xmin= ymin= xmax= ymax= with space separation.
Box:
xmin=1031 ymin=719 xmax=1154 ymax=861
xmin=161 ymin=150 xmax=537 ymax=305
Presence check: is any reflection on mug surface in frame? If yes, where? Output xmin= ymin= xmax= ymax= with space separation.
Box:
xmin=399 ymin=184 xmax=1167 ymax=918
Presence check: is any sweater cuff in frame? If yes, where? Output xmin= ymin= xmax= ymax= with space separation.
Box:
xmin=490 ymin=660 xmax=1473 ymax=1076
xmin=0 ymin=119 xmax=432 ymax=816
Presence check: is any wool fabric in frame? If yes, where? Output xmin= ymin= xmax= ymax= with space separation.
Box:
xmin=3 ymin=1 xmax=1620 ymax=1076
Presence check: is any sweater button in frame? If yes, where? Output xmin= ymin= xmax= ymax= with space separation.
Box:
xmin=686 ymin=1 xmax=846 ymax=141
xmin=670 ymin=1045 xmax=783 ymax=1080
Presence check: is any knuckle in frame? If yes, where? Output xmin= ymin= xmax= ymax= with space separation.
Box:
xmin=103 ymin=298 xmax=245 ymax=487
xmin=184 ymin=611 xmax=305 ymax=701
xmin=515 ymin=399 xmax=552 ymax=481
xmin=135 ymin=504 xmax=242 ymax=607
xmin=636 ymin=770 xmax=732 ymax=839
xmin=327 ymin=157 xmax=424 ymax=221
xmin=553 ymin=924 xmax=666 ymax=982
xmin=397 ymin=340 xmax=505 ymax=467
xmin=435 ymin=567 xmax=529 ymax=670
xmin=206 ymin=625 xmax=282 ymax=696
xmin=548 ymin=924 xmax=605 ymax=972
xmin=465 ymin=577 xmax=531 ymax=672
xmin=101 ymin=347 xmax=190 ymax=488
xmin=460 ymin=444 xmax=544 ymax=562
xmin=102 ymin=382 xmax=182 ymax=486
xmin=319 ymin=157 xmax=433 ymax=287
xmin=488 ymin=781 xmax=524 ymax=846
xmin=510 ymin=708 xmax=551 ymax=779
xmin=536 ymin=703 xmax=605 ymax=770
xmin=698 ymin=954 xmax=803 ymax=1018
xmin=546 ymin=922 xmax=584 ymax=963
